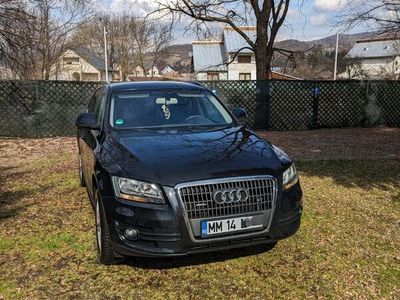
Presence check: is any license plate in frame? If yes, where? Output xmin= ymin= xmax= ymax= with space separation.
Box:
xmin=201 ymin=216 xmax=262 ymax=237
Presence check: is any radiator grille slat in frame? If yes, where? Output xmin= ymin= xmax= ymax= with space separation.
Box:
xmin=177 ymin=177 xmax=277 ymax=219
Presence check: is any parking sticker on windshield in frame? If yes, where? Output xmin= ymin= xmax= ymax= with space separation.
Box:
xmin=115 ymin=119 xmax=124 ymax=125
xmin=162 ymin=104 xmax=171 ymax=120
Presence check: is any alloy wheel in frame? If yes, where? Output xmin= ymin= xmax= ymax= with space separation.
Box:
xmin=95 ymin=199 xmax=102 ymax=253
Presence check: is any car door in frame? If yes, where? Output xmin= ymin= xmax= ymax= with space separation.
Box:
xmin=86 ymin=87 xmax=107 ymax=193
xmin=79 ymin=87 xmax=106 ymax=195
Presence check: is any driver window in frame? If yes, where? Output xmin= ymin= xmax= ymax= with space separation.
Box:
xmin=88 ymin=89 xmax=100 ymax=113
xmin=94 ymin=88 xmax=106 ymax=123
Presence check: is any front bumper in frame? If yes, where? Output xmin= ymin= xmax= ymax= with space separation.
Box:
xmin=101 ymin=182 xmax=303 ymax=258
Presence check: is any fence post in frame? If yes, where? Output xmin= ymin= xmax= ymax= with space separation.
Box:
xmin=254 ymin=80 xmax=270 ymax=129
xmin=35 ymin=81 xmax=41 ymax=138
xmin=310 ymin=81 xmax=320 ymax=129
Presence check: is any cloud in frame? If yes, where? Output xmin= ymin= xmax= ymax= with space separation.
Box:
xmin=105 ymin=0 xmax=150 ymax=16
xmin=287 ymin=8 xmax=304 ymax=20
xmin=105 ymin=0 xmax=173 ymax=16
xmin=313 ymin=0 xmax=348 ymax=12
xmin=310 ymin=14 xmax=328 ymax=27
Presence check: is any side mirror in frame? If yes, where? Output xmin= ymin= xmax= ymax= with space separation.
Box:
xmin=75 ymin=112 xmax=99 ymax=129
xmin=232 ymin=107 xmax=247 ymax=120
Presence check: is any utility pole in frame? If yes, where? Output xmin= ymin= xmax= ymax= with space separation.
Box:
xmin=333 ymin=32 xmax=340 ymax=81
xmin=103 ymin=25 xmax=109 ymax=82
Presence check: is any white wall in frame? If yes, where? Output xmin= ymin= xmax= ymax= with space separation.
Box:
xmin=340 ymin=56 xmax=400 ymax=79
xmin=227 ymin=53 xmax=256 ymax=80
xmin=360 ymin=57 xmax=396 ymax=76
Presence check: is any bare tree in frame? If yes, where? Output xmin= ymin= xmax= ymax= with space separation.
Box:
xmin=34 ymin=0 xmax=96 ymax=79
xmin=0 ymin=0 xmax=95 ymax=79
xmin=133 ymin=21 xmax=172 ymax=78
xmin=72 ymin=15 xmax=141 ymax=80
xmin=340 ymin=0 xmax=400 ymax=35
xmin=72 ymin=15 xmax=171 ymax=80
xmin=155 ymin=0 xmax=290 ymax=80
xmin=338 ymin=56 xmax=367 ymax=80
xmin=0 ymin=0 xmax=32 ymax=77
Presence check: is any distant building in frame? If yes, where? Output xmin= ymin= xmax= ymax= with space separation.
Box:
xmin=192 ymin=41 xmax=228 ymax=80
xmin=192 ymin=26 xmax=298 ymax=81
xmin=224 ymin=26 xmax=257 ymax=80
xmin=131 ymin=64 xmax=160 ymax=78
xmin=161 ymin=65 xmax=175 ymax=75
xmin=50 ymin=48 xmax=113 ymax=81
xmin=343 ymin=32 xmax=400 ymax=79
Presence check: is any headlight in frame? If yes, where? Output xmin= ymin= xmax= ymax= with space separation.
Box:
xmin=282 ymin=163 xmax=298 ymax=190
xmin=111 ymin=176 xmax=165 ymax=204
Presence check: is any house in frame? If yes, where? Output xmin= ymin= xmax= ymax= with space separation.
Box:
xmin=192 ymin=41 xmax=228 ymax=80
xmin=342 ymin=32 xmax=400 ymax=79
xmin=50 ymin=48 xmax=113 ymax=81
xmin=161 ymin=65 xmax=175 ymax=75
xmin=192 ymin=26 xmax=297 ymax=80
xmin=224 ymin=26 xmax=257 ymax=80
xmin=131 ymin=64 xmax=160 ymax=78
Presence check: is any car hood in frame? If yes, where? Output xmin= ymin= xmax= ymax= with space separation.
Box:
xmin=99 ymin=126 xmax=291 ymax=187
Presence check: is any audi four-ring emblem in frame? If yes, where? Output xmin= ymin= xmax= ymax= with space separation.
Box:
xmin=212 ymin=188 xmax=249 ymax=204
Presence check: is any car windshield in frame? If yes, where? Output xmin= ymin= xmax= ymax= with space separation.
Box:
xmin=109 ymin=90 xmax=234 ymax=129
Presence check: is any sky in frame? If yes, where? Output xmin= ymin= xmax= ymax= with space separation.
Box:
xmin=101 ymin=0 xmax=361 ymax=44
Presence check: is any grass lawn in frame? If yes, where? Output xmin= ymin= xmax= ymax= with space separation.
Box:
xmin=0 ymin=133 xmax=399 ymax=299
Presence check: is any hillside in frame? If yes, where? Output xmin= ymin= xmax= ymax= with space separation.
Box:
xmin=165 ymin=43 xmax=192 ymax=58
xmin=164 ymin=32 xmax=371 ymax=79
xmin=166 ymin=32 xmax=370 ymax=61
xmin=276 ymin=32 xmax=370 ymax=53
xmin=162 ymin=43 xmax=192 ymax=72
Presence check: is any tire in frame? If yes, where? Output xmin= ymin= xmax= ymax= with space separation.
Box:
xmin=94 ymin=189 xmax=116 ymax=265
xmin=78 ymin=154 xmax=86 ymax=187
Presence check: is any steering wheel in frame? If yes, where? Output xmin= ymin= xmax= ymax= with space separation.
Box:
xmin=184 ymin=115 xmax=209 ymax=123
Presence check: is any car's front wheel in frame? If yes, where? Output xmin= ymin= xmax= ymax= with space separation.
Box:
xmin=94 ymin=189 xmax=116 ymax=265
xmin=78 ymin=154 xmax=86 ymax=187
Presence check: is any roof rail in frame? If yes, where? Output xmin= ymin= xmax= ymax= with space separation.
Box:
xmin=182 ymin=80 xmax=204 ymax=87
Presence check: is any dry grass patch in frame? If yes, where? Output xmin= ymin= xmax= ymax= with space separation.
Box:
xmin=0 ymin=131 xmax=399 ymax=299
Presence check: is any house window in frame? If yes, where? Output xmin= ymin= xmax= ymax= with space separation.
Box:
xmin=63 ymin=57 xmax=79 ymax=64
xmin=207 ymin=72 xmax=219 ymax=81
xmin=239 ymin=73 xmax=251 ymax=80
xmin=237 ymin=55 xmax=251 ymax=63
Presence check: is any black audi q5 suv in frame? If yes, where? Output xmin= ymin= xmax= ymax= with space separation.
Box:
xmin=76 ymin=81 xmax=302 ymax=265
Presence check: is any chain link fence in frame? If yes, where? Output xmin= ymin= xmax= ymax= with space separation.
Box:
xmin=204 ymin=80 xmax=400 ymax=130
xmin=0 ymin=79 xmax=399 ymax=137
xmin=0 ymin=80 xmax=101 ymax=137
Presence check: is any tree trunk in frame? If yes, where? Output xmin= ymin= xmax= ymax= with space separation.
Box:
xmin=253 ymin=22 xmax=271 ymax=129
xmin=254 ymin=22 xmax=271 ymax=80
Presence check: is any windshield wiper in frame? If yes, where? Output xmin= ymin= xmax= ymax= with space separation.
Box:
xmin=184 ymin=124 xmax=234 ymax=131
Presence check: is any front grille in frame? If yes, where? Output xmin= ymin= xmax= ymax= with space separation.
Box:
xmin=177 ymin=177 xmax=277 ymax=219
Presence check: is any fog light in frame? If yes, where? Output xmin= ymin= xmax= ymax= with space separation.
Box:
xmin=124 ymin=228 xmax=139 ymax=241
